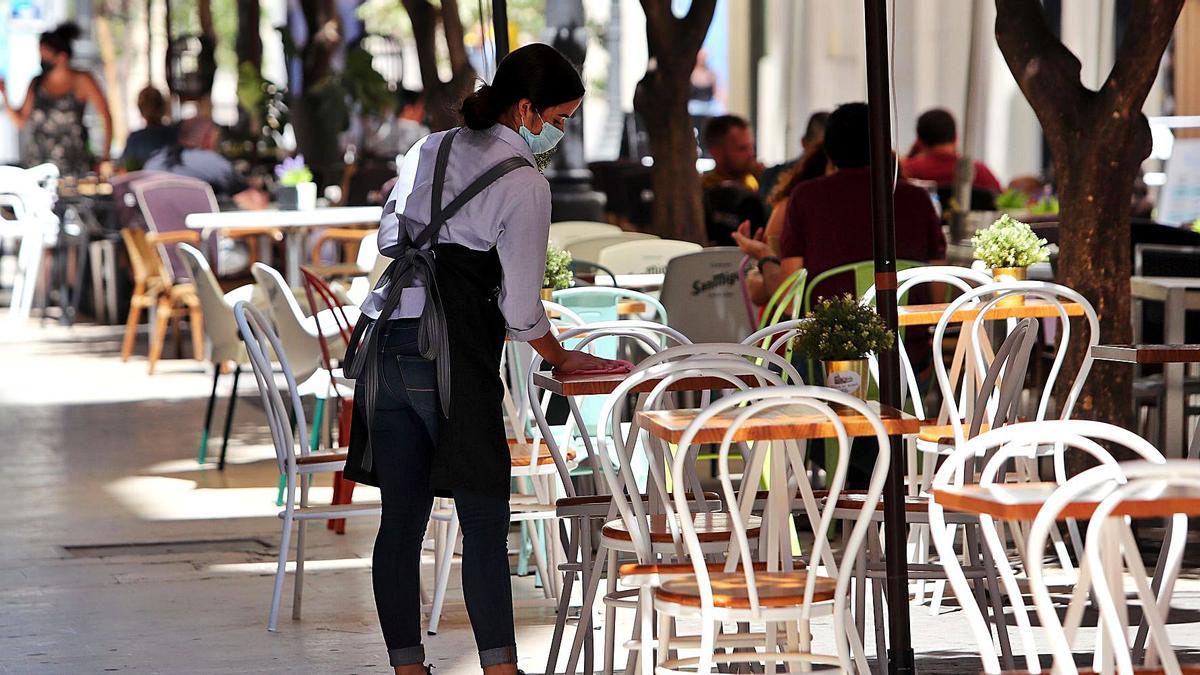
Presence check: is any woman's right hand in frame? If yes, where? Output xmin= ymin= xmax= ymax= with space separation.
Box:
xmin=555 ymin=350 xmax=632 ymax=374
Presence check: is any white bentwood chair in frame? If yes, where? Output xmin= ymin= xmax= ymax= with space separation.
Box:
xmin=653 ymin=386 xmax=891 ymax=674
xmin=929 ymin=420 xmax=1167 ymax=674
xmin=233 ymin=301 xmax=381 ymax=632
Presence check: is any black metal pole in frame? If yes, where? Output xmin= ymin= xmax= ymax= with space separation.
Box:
xmin=493 ymin=0 xmax=510 ymax=61
xmin=863 ymin=0 xmax=915 ymax=672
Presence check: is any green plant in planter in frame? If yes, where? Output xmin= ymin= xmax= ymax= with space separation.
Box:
xmin=791 ymin=294 xmax=894 ymax=361
xmin=276 ymin=155 xmax=313 ymax=187
xmin=544 ymin=246 xmax=573 ymax=291
xmin=994 ymin=188 xmax=1030 ymax=211
xmin=972 ymin=214 xmax=1049 ymax=268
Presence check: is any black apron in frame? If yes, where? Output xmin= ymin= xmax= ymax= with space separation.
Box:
xmin=344 ymin=128 xmax=532 ymax=497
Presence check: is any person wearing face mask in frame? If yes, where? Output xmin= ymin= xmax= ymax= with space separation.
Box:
xmin=0 ymin=22 xmax=113 ymax=177
xmin=345 ymin=43 xmax=629 ymax=675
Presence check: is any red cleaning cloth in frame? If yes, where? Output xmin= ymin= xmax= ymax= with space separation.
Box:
xmin=553 ymin=359 xmax=634 ymax=376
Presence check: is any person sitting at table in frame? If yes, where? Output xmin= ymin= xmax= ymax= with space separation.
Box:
xmin=144 ymin=115 xmax=268 ymax=210
xmin=120 ymin=86 xmax=178 ymax=172
xmin=735 ymin=101 xmax=946 ymax=307
xmin=903 ymin=108 xmax=1002 ymax=194
xmin=702 ymin=115 xmax=768 ymax=245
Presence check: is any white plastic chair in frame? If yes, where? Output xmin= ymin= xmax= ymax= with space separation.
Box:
xmin=653 ymin=386 xmax=892 ymax=674
xmin=597 ymin=238 xmax=703 ymax=275
xmin=548 ymin=220 xmax=622 ymax=248
xmin=929 ymin=420 xmax=1167 ymax=674
xmin=0 ymin=165 xmax=60 ymax=324
xmin=660 ymin=247 xmax=756 ymax=343
xmin=565 ymin=232 xmax=660 ymax=264
xmin=233 ymin=301 xmax=381 ymax=632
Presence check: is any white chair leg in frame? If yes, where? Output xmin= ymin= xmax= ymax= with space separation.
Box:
xmin=602 ymin=547 xmax=618 ymax=675
xmin=427 ymin=506 xmax=459 ymax=635
xmin=268 ymin=513 xmax=294 ymax=631
xmin=292 ymin=519 xmax=306 ymax=621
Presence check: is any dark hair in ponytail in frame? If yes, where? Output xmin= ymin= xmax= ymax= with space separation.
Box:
xmin=460 ymin=43 xmax=585 ymax=130
xmin=40 ymin=21 xmax=81 ymax=58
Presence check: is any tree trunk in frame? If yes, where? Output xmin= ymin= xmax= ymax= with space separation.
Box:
xmin=292 ymin=0 xmax=342 ymax=183
xmin=994 ymin=0 xmax=1183 ymax=460
xmin=633 ymin=0 xmax=716 ymax=242
xmin=402 ymin=0 xmax=476 ymax=131
xmin=236 ymin=0 xmax=263 ymax=71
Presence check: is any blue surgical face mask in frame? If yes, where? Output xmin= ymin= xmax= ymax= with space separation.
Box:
xmin=518 ymin=112 xmax=565 ymax=154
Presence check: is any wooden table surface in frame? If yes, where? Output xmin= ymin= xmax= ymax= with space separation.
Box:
xmin=897 ymin=299 xmax=1084 ymax=326
xmin=637 ymin=401 xmax=920 ymax=444
xmin=933 ymin=481 xmax=1200 ymax=521
xmin=1091 ymin=344 xmax=1200 ymax=365
xmin=186 ymin=206 xmax=383 ymax=230
xmin=532 ymin=370 xmax=763 ymax=397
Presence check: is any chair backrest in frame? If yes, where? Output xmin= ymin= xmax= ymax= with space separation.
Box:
xmin=636 ymin=342 xmax=804 ymax=386
xmin=553 ymin=286 xmax=667 ymax=326
xmin=250 ymin=263 xmax=322 ymax=382
xmin=670 ymin=386 xmax=890 ymax=670
xmin=132 ymin=174 xmax=219 ymax=283
xmin=524 ymin=321 xmax=692 ymax=490
xmin=301 ymin=267 xmax=355 ymax=392
xmin=929 ymin=420 xmax=1166 ymax=674
xmin=233 ymin=302 xmax=310 ymax=492
xmin=0 ymin=165 xmax=58 ymax=223
xmin=564 ymin=232 xmax=659 ymax=263
xmin=595 ymin=359 xmax=789 ymax=558
xmin=931 ymin=281 xmax=1099 ymax=441
xmin=547 ymin=221 xmax=622 ymax=248
xmin=742 ymin=318 xmax=807 ymax=377
xmin=597 ymin=238 xmax=703 ymax=275
xmin=110 ymin=170 xmax=157 ymax=231
xmin=1134 ymin=243 xmax=1200 ymax=278
xmin=177 ymin=243 xmax=241 ymax=360
xmin=803 ymin=259 xmax=924 ymax=312
xmin=758 ymin=268 xmax=808 ymax=329
xmin=119 ymin=227 xmax=162 ymax=288
xmin=347 ymin=230 xmax=383 ymax=305
xmin=658 ymin=246 xmax=754 ymax=343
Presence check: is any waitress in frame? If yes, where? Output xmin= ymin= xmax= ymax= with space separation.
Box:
xmin=348 ymin=44 xmax=629 ymax=675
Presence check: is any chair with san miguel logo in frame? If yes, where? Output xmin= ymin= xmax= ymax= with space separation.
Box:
xmin=660 ymin=246 xmax=753 ymax=343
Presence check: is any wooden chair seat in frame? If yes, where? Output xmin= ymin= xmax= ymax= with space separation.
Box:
xmin=833 ymin=491 xmax=928 ymax=512
xmin=918 ymin=422 xmax=992 ymax=444
xmin=656 ymin=570 xmax=835 ymax=609
xmin=295 ymin=451 xmax=348 ymax=465
xmin=619 ymin=559 xmax=795 ymax=579
xmin=602 ymin=512 xmax=760 ymax=544
xmin=997 ymin=669 xmax=1200 ymax=675
xmin=508 ymin=437 xmax=575 ymax=466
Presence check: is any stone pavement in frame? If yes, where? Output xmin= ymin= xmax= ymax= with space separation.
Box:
xmin=2 ymin=316 xmax=1198 ymax=673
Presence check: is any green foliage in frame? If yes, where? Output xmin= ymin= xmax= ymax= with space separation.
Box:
xmin=544 ymin=246 xmax=573 ymax=290
xmin=342 ymin=45 xmax=395 ymax=118
xmin=356 ymin=0 xmax=545 ymax=41
xmin=972 ymin=214 xmax=1050 ymax=268
xmin=994 ymin=188 xmax=1029 ymax=211
xmin=791 ymin=294 xmax=894 ymax=361
xmin=1030 ymin=193 xmax=1060 ymax=215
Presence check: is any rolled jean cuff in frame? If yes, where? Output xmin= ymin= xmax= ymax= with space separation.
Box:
xmin=479 ymin=645 xmax=517 ymax=668
xmin=389 ymin=645 xmax=426 ymax=667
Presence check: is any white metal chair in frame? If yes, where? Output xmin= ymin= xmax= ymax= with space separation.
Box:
xmin=597 ymin=238 xmax=703 ymax=275
xmin=233 ymin=301 xmax=381 ymax=632
xmin=929 ymin=420 xmax=1167 ymax=673
xmin=653 ymin=386 xmax=891 ymax=674
xmin=660 ymin=246 xmax=755 ymax=344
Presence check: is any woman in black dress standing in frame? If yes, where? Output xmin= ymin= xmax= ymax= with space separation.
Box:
xmin=348 ymin=44 xmax=629 ymax=675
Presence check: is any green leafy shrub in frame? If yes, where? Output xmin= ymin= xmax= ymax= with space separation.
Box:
xmin=791 ymin=294 xmax=894 ymax=361
xmin=544 ymin=246 xmax=573 ymax=290
xmin=972 ymin=214 xmax=1049 ymax=268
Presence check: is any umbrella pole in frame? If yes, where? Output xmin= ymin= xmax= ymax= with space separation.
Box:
xmin=863 ymin=0 xmax=915 ymax=672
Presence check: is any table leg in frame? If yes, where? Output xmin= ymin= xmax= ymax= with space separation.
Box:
xmin=285 ymin=230 xmax=304 ymax=287
xmin=1161 ymin=288 xmax=1185 ymax=458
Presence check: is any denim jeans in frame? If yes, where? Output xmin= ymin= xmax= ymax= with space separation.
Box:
xmin=366 ymin=320 xmax=517 ymax=668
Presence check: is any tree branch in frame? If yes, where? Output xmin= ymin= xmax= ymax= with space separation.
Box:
xmin=402 ymin=0 xmax=443 ymax=88
xmin=1101 ymin=0 xmax=1184 ymax=114
xmin=441 ymin=0 xmax=471 ymax=76
xmin=994 ymin=0 xmax=1088 ymax=116
xmin=681 ymin=0 xmax=717 ymax=56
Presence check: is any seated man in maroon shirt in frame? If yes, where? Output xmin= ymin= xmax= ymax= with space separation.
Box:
xmin=735 ymin=101 xmax=947 ymax=308
xmin=902 ymin=108 xmax=1002 ymax=194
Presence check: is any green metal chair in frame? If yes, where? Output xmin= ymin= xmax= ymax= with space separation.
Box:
xmin=757 ymin=268 xmax=808 ymax=330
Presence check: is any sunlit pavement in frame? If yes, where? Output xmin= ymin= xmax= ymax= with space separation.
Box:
xmin=3 ymin=315 xmax=1199 ymax=673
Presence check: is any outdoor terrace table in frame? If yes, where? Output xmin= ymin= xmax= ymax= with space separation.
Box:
xmin=592 ymin=272 xmax=665 ymax=291
xmin=185 ymin=206 xmax=382 ymax=286
xmin=1091 ymin=343 xmax=1200 ymax=459
xmin=1129 ymin=276 xmax=1200 ymax=458
xmin=896 ymin=297 xmax=1084 ymax=326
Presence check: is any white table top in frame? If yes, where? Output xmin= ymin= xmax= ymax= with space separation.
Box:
xmin=185 ymin=206 xmax=383 ymax=230
xmin=1131 ymin=276 xmax=1200 ymax=307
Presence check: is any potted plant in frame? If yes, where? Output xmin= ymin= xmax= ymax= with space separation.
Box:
xmin=972 ymin=213 xmax=1049 ymax=306
xmin=276 ymin=155 xmax=316 ymax=211
xmin=792 ymin=294 xmax=894 ymax=399
xmin=543 ymin=245 xmax=573 ymax=300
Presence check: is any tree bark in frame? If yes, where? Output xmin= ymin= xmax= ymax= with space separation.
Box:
xmin=994 ymin=0 xmax=1183 ymax=457
xmin=236 ymin=0 xmax=263 ymax=72
xmin=402 ymin=0 xmax=476 ymax=131
xmin=633 ymin=0 xmax=716 ymax=242
xmin=292 ymin=0 xmax=342 ymax=183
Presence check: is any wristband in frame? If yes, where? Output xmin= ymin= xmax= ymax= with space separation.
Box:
xmin=757 ymin=256 xmax=781 ymax=274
